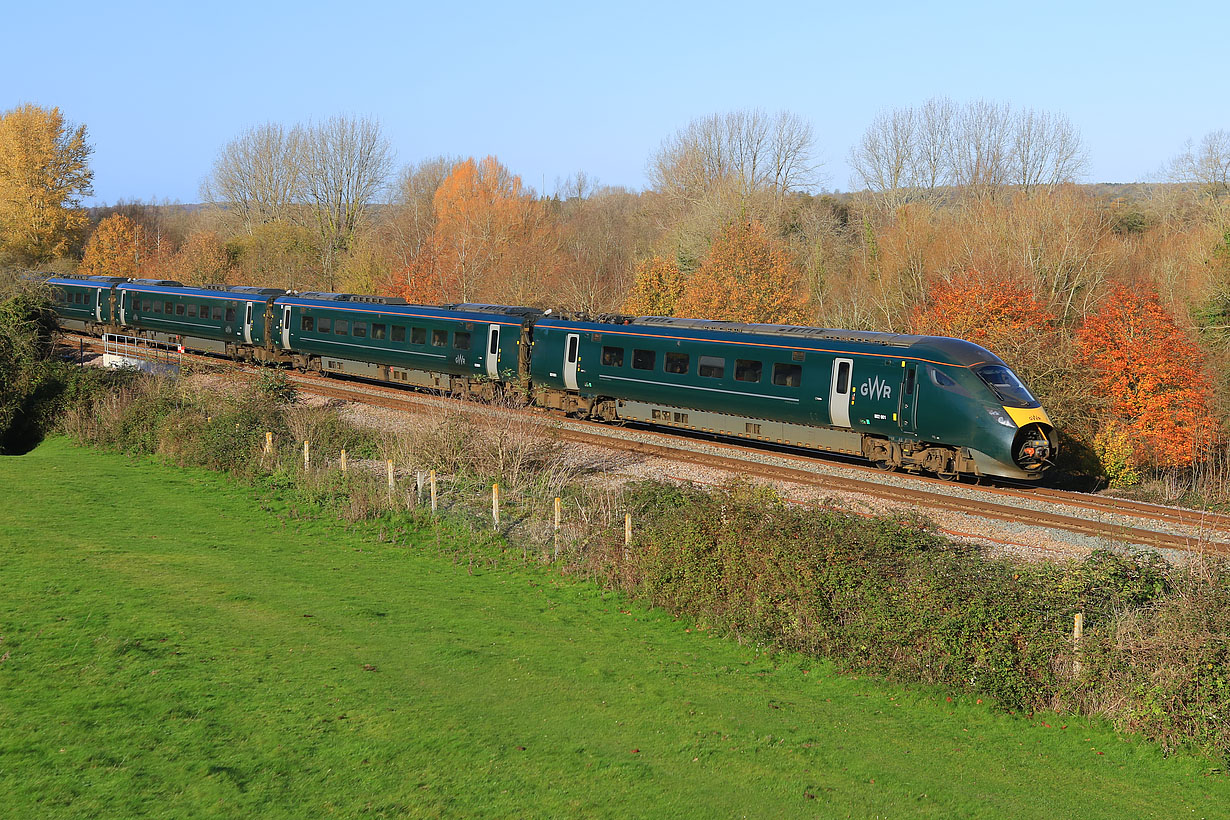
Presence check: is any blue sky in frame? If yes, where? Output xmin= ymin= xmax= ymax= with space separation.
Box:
xmin=2 ymin=0 xmax=1225 ymax=204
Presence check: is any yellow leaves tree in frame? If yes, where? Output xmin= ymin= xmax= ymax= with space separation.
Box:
xmin=623 ymin=256 xmax=685 ymax=315
xmin=79 ymin=215 xmax=154 ymax=279
xmin=674 ymin=220 xmax=810 ymax=324
xmin=0 ymin=104 xmax=93 ymax=264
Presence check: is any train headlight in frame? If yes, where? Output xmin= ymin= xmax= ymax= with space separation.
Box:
xmin=986 ymin=408 xmax=1016 ymax=428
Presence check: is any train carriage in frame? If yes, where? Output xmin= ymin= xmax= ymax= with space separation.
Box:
xmin=117 ymin=281 xmax=286 ymax=357
xmin=46 ymin=275 xmax=127 ymax=332
xmin=530 ymin=315 xmax=1056 ymax=480
xmin=274 ymin=294 xmax=537 ymax=395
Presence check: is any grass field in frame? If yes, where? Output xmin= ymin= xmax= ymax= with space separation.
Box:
xmin=1 ymin=438 xmax=1227 ymax=818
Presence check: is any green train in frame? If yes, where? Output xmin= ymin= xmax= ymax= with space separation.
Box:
xmin=40 ymin=273 xmax=1056 ymax=481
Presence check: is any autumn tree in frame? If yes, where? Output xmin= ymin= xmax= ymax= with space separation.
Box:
xmin=163 ymin=230 xmax=232 ymax=286
xmin=1077 ymin=284 xmax=1216 ymax=469
xmin=0 ymin=104 xmax=93 ymax=264
xmin=79 ymin=214 xmax=155 ymax=279
xmin=430 ymin=156 xmax=559 ymax=304
xmin=623 ymin=256 xmax=685 ymax=316
xmin=674 ymin=220 xmax=810 ymax=324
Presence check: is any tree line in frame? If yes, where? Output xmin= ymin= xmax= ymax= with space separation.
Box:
xmin=2 ymin=100 xmax=1229 ymax=484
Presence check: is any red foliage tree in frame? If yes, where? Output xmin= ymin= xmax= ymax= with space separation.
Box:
xmin=1077 ymin=284 xmax=1216 ymax=468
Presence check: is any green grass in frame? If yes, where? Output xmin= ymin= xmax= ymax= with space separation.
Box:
xmin=0 ymin=438 xmax=1226 ymax=818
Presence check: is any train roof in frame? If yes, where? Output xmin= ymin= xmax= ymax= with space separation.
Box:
xmin=538 ymin=314 xmax=1005 ymax=368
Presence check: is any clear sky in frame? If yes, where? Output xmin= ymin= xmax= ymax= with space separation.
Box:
xmin=2 ymin=0 xmax=1226 ymax=204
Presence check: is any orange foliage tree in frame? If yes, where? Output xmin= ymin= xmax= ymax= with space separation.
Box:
xmin=429 ymin=155 xmax=559 ymax=304
xmin=673 ymin=220 xmax=810 ymax=324
xmin=162 ymin=230 xmax=232 ymax=286
xmin=622 ymin=256 xmax=685 ymax=315
xmin=79 ymin=214 xmax=154 ymax=279
xmin=1077 ymin=284 xmax=1216 ymax=468
xmin=910 ymin=271 xmax=1058 ymax=358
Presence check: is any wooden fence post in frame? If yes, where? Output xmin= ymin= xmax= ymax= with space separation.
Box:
xmin=554 ymin=496 xmax=561 ymax=560
xmin=387 ymin=460 xmax=395 ymax=492
xmin=264 ymin=431 xmax=272 ymax=455
xmin=492 ymin=483 xmax=500 ymax=528
xmin=303 ymin=439 xmax=310 ymax=470
xmin=429 ymin=469 xmax=438 ymax=513
xmin=624 ymin=512 xmax=632 ymax=558
xmin=340 ymin=449 xmax=347 ymax=474
xmin=1073 ymin=612 xmax=1084 ymax=676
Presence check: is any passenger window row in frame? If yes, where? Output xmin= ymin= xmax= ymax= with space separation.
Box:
xmin=134 ymin=298 xmax=231 ymax=321
xmin=599 ymin=344 xmax=802 ymax=387
xmin=300 ymin=316 xmax=472 ymax=349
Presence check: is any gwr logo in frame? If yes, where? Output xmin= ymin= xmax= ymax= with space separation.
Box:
xmin=859 ymin=376 xmax=893 ymax=401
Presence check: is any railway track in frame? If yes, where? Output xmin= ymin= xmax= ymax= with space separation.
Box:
xmin=64 ymin=332 xmax=1230 ymax=558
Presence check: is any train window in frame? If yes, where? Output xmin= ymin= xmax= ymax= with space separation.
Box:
xmin=73 ymin=292 xmax=82 ymax=304
xmin=334 ymin=320 xmax=348 ymax=335
xmin=301 ymin=316 xmax=315 ymax=332
xmin=490 ymin=331 xmax=500 ymax=356
xmin=698 ymin=356 xmax=725 ymax=378
xmin=372 ymin=323 xmax=386 ymax=340
xmin=431 ymin=329 xmax=447 ymax=346
xmin=904 ymin=368 xmax=915 ymax=396
xmin=632 ymin=349 xmax=656 ymax=371
xmin=391 ymin=325 xmax=405 ymax=342
xmin=454 ymin=331 xmax=471 ymax=349
xmin=212 ymin=306 xmax=223 ymax=320
xmin=153 ymin=301 xmax=163 ymax=314
xmin=353 ymin=322 xmax=368 ymax=338
xmin=165 ymin=302 xmax=174 ymax=315
xmin=931 ymin=368 xmax=956 ymax=387
xmin=734 ymin=359 xmax=762 ymax=383
xmin=411 ymin=327 xmax=426 ymax=345
xmin=187 ymin=304 xmax=197 ymax=318
xmin=225 ymin=306 xmax=236 ymax=322
xmin=317 ymin=317 xmax=331 ymax=333
xmin=772 ymin=363 xmax=802 ymax=387
xmin=143 ymin=300 xmax=153 ymax=312
xmin=601 ymin=346 xmax=624 ymax=367
xmin=664 ymin=353 xmax=690 ymax=374
xmin=199 ymin=304 xmax=208 ymax=317
xmin=835 ymin=361 xmax=851 ymax=394
xmin=175 ymin=303 xmax=185 ymax=316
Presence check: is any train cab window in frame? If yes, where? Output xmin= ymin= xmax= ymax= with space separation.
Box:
xmin=601 ymin=346 xmax=624 ymax=367
xmin=664 ymin=353 xmax=690 ymax=374
xmin=698 ymin=356 xmax=725 ymax=378
xmin=372 ymin=323 xmax=386 ymax=340
xmin=411 ymin=327 xmax=426 ymax=345
xmin=735 ymin=359 xmax=762 ymax=383
xmin=334 ymin=320 xmax=348 ymax=335
xmin=301 ymin=316 xmax=315 ymax=332
xmin=431 ymin=329 xmax=447 ymax=347
xmin=391 ymin=325 xmax=405 ymax=342
xmin=454 ymin=331 xmax=471 ymax=349
xmin=353 ymin=322 xmax=368 ymax=338
xmin=772 ymin=363 xmax=802 ymax=387
xmin=187 ymin=304 xmax=197 ymax=318
xmin=212 ymin=306 xmax=223 ymax=320
xmin=225 ymin=306 xmax=236 ymax=322
xmin=165 ymin=301 xmax=174 ymax=315
xmin=317 ymin=317 xmax=331 ymax=333
xmin=632 ymin=349 xmax=656 ymax=371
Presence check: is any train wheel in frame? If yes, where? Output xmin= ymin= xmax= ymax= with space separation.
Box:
xmin=873 ymin=460 xmax=895 ymax=472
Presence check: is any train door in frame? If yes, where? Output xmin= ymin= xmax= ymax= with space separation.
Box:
xmin=899 ymin=363 xmax=918 ymax=433
xmin=94 ymin=288 xmax=102 ymax=322
xmin=563 ymin=333 xmax=580 ymax=390
xmin=829 ymin=357 xmax=853 ymax=427
xmin=281 ymin=305 xmax=291 ymax=349
xmin=485 ymin=324 xmax=500 ymax=377
xmin=119 ymin=290 xmax=128 ymax=325
xmin=243 ymin=303 xmax=254 ymax=344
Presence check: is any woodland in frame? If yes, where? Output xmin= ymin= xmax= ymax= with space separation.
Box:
xmin=3 ymin=100 xmax=1229 ymax=488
